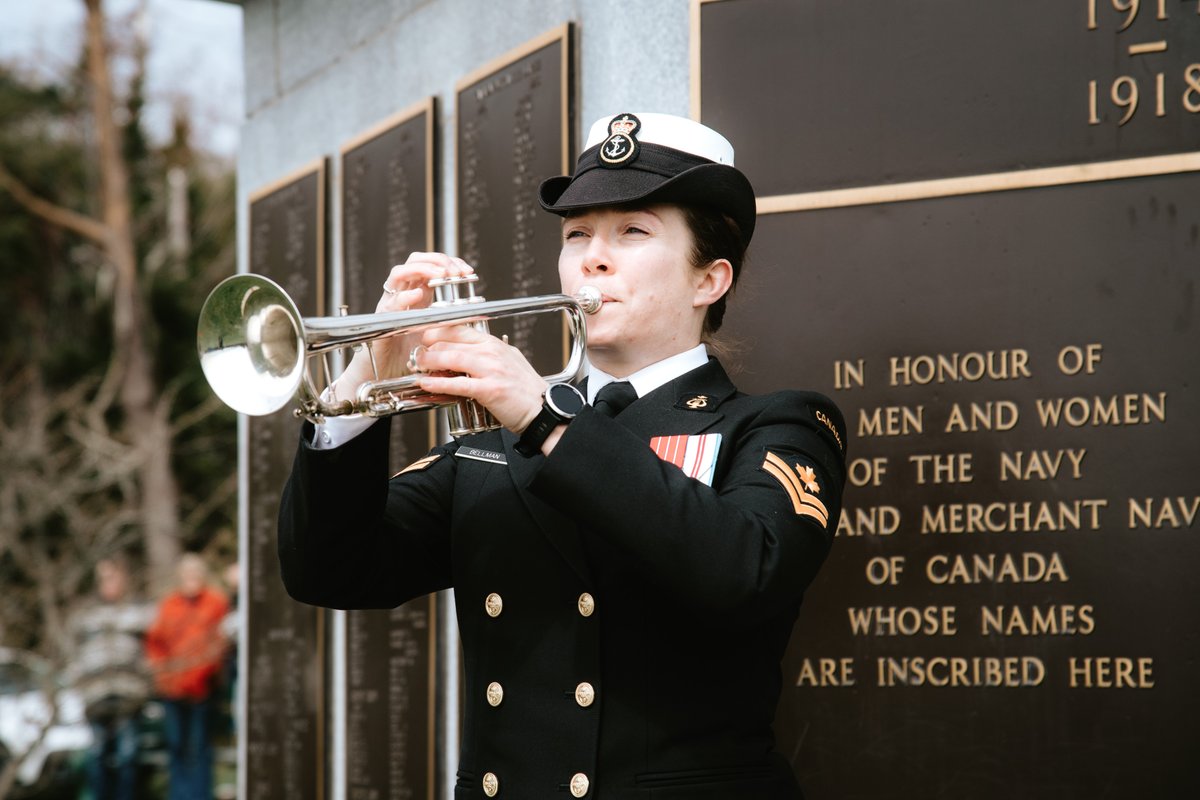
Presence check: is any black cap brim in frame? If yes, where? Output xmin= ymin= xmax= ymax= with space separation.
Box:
xmin=539 ymin=144 xmax=757 ymax=246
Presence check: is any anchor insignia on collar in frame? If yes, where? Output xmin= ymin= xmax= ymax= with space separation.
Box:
xmin=676 ymin=393 xmax=717 ymax=412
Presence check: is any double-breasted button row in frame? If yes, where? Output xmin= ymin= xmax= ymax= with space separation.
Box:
xmin=488 ymin=681 xmax=594 ymax=708
xmin=479 ymin=770 xmax=588 ymax=797
xmin=487 ymin=592 xmax=593 ymax=618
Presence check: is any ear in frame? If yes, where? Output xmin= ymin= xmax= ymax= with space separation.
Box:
xmin=692 ymin=259 xmax=733 ymax=310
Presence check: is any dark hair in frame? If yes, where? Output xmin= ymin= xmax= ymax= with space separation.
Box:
xmin=681 ymin=205 xmax=747 ymax=338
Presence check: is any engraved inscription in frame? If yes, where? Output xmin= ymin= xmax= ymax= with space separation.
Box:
xmin=246 ymin=169 xmax=324 ymax=800
xmin=1086 ymin=0 xmax=1200 ymax=125
xmin=457 ymin=32 xmax=569 ymax=376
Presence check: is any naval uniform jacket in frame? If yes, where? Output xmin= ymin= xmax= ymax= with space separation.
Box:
xmin=279 ymin=358 xmax=847 ymax=800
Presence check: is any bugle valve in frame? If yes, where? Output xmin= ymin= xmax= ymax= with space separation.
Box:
xmin=196 ymin=272 xmax=601 ymax=436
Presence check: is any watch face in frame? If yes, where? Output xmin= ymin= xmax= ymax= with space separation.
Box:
xmin=547 ymin=383 xmax=585 ymax=416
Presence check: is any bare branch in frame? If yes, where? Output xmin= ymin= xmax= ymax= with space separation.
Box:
xmin=183 ymin=471 xmax=237 ymax=534
xmin=170 ymin=391 xmax=226 ymax=438
xmin=85 ymin=347 xmax=127 ymax=432
xmin=0 ymin=160 xmax=109 ymax=244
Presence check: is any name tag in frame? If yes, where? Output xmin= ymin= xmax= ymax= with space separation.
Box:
xmin=455 ymin=447 xmax=508 ymax=466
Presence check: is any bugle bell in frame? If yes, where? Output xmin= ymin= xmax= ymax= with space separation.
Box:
xmin=196 ymin=272 xmax=601 ymax=436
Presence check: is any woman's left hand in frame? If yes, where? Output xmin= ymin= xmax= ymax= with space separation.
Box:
xmin=412 ymin=325 xmax=548 ymax=434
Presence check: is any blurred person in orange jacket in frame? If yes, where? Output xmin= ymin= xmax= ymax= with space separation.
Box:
xmin=145 ymin=553 xmax=229 ymax=800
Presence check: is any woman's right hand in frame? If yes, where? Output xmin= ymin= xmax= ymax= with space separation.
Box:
xmin=330 ymin=252 xmax=475 ymax=402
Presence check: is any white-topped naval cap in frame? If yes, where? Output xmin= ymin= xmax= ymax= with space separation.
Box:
xmin=584 ymin=112 xmax=736 ymax=166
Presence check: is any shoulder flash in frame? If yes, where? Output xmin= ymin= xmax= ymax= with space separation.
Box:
xmin=808 ymin=402 xmax=845 ymax=453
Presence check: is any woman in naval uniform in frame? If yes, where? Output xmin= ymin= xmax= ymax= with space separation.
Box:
xmin=279 ymin=112 xmax=847 ymax=800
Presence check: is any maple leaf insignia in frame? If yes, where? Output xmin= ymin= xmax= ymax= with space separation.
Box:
xmin=795 ymin=464 xmax=820 ymax=494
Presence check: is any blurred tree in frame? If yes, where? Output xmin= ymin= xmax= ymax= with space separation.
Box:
xmin=0 ymin=0 xmax=237 ymax=655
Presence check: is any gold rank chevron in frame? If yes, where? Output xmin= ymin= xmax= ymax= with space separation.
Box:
xmin=762 ymin=452 xmax=829 ymax=527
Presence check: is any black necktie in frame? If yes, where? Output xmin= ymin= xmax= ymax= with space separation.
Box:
xmin=592 ymin=381 xmax=638 ymax=418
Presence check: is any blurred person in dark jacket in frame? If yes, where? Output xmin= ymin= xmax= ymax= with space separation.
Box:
xmin=145 ymin=553 xmax=230 ymax=800
xmin=68 ymin=555 xmax=153 ymax=800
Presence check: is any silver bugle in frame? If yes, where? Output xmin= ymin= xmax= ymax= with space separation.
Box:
xmin=196 ymin=273 xmax=602 ymax=434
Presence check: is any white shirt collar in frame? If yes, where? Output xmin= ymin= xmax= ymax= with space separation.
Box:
xmin=584 ymin=344 xmax=709 ymax=404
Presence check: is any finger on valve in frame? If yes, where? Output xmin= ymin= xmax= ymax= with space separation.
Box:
xmin=387 ymin=253 xmax=473 ymax=287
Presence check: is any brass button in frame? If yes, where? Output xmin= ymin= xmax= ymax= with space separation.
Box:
xmin=485 ymin=592 xmax=503 ymax=618
xmin=577 ymin=592 xmax=595 ymax=617
xmin=486 ymin=681 xmax=504 ymax=707
xmin=574 ymin=682 xmax=595 ymax=708
xmin=482 ymin=771 xmax=499 ymax=797
xmin=569 ymin=772 xmax=590 ymax=797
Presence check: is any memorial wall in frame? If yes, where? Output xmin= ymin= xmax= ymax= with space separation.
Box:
xmin=238 ymin=16 xmax=575 ymax=799
xmin=455 ymin=24 xmax=574 ymax=375
xmin=245 ymin=162 xmax=328 ymax=800
xmin=339 ymin=102 xmax=439 ymax=800
xmin=235 ymin=0 xmax=1196 ymax=797
xmin=698 ymin=0 xmax=1199 ymax=796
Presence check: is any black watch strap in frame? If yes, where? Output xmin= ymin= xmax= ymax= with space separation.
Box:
xmin=515 ymin=384 xmax=584 ymax=456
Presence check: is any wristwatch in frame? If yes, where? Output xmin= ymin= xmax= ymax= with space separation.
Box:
xmin=514 ymin=383 xmax=586 ymax=456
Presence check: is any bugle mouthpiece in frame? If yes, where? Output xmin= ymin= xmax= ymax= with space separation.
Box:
xmin=575 ymin=285 xmax=602 ymax=314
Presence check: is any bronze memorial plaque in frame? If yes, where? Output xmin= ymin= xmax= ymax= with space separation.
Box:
xmin=699 ymin=0 xmax=1200 ymax=796
xmin=696 ymin=0 xmax=1200 ymax=197
xmin=245 ymin=161 xmax=328 ymax=800
xmin=456 ymin=23 xmax=574 ymax=377
xmin=339 ymin=100 xmax=439 ymax=800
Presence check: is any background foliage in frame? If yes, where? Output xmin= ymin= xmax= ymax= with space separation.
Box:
xmin=0 ymin=7 xmax=238 ymax=655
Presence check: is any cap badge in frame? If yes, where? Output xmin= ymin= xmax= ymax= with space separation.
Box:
xmin=599 ymin=113 xmax=641 ymax=168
